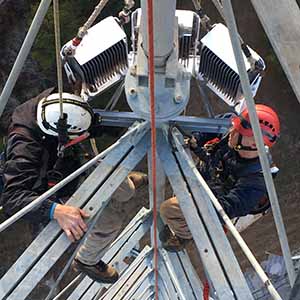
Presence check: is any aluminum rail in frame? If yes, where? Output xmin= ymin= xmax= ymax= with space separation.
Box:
xmin=172 ymin=129 xmax=282 ymax=300
xmin=222 ymin=0 xmax=296 ymax=286
xmin=0 ymin=0 xmax=52 ymax=117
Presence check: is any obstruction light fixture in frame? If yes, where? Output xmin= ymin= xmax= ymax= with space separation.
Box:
xmin=61 ymin=17 xmax=129 ymax=100
xmin=197 ymin=23 xmax=265 ymax=108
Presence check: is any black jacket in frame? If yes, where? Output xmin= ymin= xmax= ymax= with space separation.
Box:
xmin=1 ymin=90 xmax=81 ymax=223
xmin=192 ymin=132 xmax=267 ymax=219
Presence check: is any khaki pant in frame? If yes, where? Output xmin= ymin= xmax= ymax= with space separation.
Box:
xmin=160 ymin=196 xmax=193 ymax=240
xmin=76 ymin=177 xmax=136 ymax=265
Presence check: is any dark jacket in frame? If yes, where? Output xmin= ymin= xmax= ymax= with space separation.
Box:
xmin=192 ymin=132 xmax=267 ymax=219
xmin=1 ymin=90 xmax=81 ymax=224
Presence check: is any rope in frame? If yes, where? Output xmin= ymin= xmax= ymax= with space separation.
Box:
xmin=63 ymin=0 xmax=109 ymax=56
xmin=191 ymin=0 xmax=201 ymax=11
xmin=53 ymin=0 xmax=64 ymax=119
xmin=90 ymin=138 xmax=99 ymax=156
xmin=146 ymin=1 xmax=158 ymax=299
xmin=203 ymin=280 xmax=210 ymax=300
xmin=78 ymin=0 xmax=109 ymax=38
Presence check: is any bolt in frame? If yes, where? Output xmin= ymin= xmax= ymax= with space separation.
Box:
xmin=130 ymin=65 xmax=137 ymax=76
xmin=174 ymin=94 xmax=182 ymax=103
xmin=129 ymin=88 xmax=137 ymax=97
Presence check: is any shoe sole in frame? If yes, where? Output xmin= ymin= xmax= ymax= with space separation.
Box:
xmin=72 ymin=262 xmax=119 ymax=284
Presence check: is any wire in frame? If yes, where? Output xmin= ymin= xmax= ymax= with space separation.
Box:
xmin=146 ymin=1 xmax=158 ymax=299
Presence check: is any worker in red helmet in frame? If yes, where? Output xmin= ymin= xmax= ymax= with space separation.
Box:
xmin=231 ymin=104 xmax=280 ymax=149
xmin=160 ymin=104 xmax=280 ymax=252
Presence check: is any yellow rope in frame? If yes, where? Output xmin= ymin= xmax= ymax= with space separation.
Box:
xmin=191 ymin=0 xmax=201 ymax=11
xmin=78 ymin=0 xmax=110 ymax=38
xmin=53 ymin=0 xmax=64 ymax=119
xmin=90 ymin=138 xmax=99 ymax=156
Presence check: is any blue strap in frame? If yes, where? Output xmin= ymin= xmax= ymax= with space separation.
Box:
xmin=49 ymin=202 xmax=58 ymax=220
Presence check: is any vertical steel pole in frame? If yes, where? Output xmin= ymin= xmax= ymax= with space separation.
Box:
xmin=222 ymin=0 xmax=296 ymax=286
xmin=0 ymin=0 xmax=52 ymax=117
xmin=140 ymin=0 xmax=176 ymax=67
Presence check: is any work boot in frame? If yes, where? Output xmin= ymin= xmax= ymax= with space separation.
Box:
xmin=72 ymin=259 xmax=119 ymax=284
xmin=159 ymin=225 xmax=190 ymax=252
xmin=128 ymin=171 xmax=148 ymax=189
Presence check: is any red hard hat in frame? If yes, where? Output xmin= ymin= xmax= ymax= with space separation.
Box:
xmin=231 ymin=104 xmax=280 ymax=147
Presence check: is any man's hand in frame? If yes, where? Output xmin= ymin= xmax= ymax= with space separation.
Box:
xmin=53 ymin=204 xmax=90 ymax=242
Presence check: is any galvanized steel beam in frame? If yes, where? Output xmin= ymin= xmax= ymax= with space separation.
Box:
xmin=251 ymin=0 xmax=300 ymax=104
xmin=65 ymin=207 xmax=152 ymax=300
xmin=93 ymin=110 xmax=230 ymax=134
xmin=163 ymin=249 xmax=203 ymax=299
xmin=171 ymin=127 xmax=253 ymax=299
xmin=0 ymin=127 xmax=149 ymax=300
xmin=0 ymin=0 xmax=52 ymax=117
xmin=223 ymin=0 xmax=296 ymax=287
xmin=99 ymin=246 xmax=153 ymax=300
xmin=156 ymin=128 xmax=237 ymax=300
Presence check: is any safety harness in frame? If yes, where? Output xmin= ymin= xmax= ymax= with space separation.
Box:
xmin=202 ymin=136 xmax=277 ymax=216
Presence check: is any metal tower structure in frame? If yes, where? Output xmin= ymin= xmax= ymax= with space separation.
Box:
xmin=1 ymin=0 xmax=299 ymax=299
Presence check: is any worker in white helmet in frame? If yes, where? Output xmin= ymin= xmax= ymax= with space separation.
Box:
xmin=1 ymin=89 xmax=147 ymax=283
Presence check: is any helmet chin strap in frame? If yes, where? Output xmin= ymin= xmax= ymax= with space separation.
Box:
xmin=234 ymin=134 xmax=258 ymax=152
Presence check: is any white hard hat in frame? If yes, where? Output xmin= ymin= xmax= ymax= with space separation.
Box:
xmin=37 ymin=93 xmax=94 ymax=138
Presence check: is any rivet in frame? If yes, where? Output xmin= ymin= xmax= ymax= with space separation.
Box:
xmin=174 ymin=95 xmax=182 ymax=103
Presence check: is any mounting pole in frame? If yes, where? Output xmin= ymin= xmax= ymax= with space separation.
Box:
xmin=140 ymin=0 xmax=176 ymax=67
xmin=0 ymin=0 xmax=52 ymax=118
xmin=126 ymin=0 xmax=190 ymax=122
xmin=222 ymin=0 xmax=296 ymax=287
